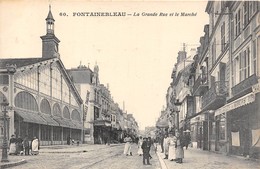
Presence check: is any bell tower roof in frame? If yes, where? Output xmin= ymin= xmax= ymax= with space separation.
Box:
xmin=46 ymin=5 xmax=55 ymax=21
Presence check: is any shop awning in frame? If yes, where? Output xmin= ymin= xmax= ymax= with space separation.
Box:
xmin=15 ymin=111 xmax=47 ymax=125
xmin=215 ymin=92 xmax=255 ymax=116
xmin=72 ymin=120 xmax=83 ymax=129
xmin=40 ymin=114 xmax=59 ymax=126
xmin=93 ymin=119 xmax=111 ymax=127
xmin=53 ymin=116 xmax=71 ymax=128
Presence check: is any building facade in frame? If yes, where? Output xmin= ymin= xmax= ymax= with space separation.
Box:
xmin=0 ymin=7 xmax=83 ymax=145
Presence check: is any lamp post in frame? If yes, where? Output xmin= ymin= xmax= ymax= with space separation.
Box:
xmin=1 ymin=98 xmax=9 ymax=162
xmin=174 ymin=99 xmax=181 ymax=132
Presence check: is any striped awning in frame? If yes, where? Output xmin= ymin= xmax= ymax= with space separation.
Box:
xmin=215 ymin=92 xmax=255 ymax=116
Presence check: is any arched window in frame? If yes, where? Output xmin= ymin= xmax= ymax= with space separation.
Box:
xmin=71 ymin=110 xmax=81 ymax=121
xmin=53 ymin=103 xmax=62 ymax=117
xmin=40 ymin=99 xmax=51 ymax=114
xmin=63 ymin=106 xmax=70 ymax=119
xmin=15 ymin=91 xmax=38 ymax=111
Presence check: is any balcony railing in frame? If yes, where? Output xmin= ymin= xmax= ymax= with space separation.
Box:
xmin=231 ymin=74 xmax=258 ymax=97
xmin=202 ymin=81 xmax=228 ymax=111
xmin=193 ymin=75 xmax=208 ymax=96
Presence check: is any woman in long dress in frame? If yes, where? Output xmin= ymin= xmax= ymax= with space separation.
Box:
xmin=31 ymin=137 xmax=40 ymax=155
xmin=167 ymin=133 xmax=177 ymax=161
xmin=137 ymin=136 xmax=143 ymax=156
xmin=175 ymin=131 xmax=184 ymax=163
xmin=9 ymin=134 xmax=16 ymax=155
xmin=123 ymin=135 xmax=132 ymax=156
xmin=163 ymin=134 xmax=169 ymax=159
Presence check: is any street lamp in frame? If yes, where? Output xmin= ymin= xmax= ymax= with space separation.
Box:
xmin=1 ymin=98 xmax=9 ymax=162
xmin=174 ymin=99 xmax=181 ymax=132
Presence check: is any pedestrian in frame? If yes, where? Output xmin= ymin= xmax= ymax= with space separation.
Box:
xmin=147 ymin=137 xmax=153 ymax=159
xmin=154 ymin=136 xmax=159 ymax=153
xmin=167 ymin=132 xmax=177 ymax=161
xmin=160 ymin=133 xmax=164 ymax=153
xmin=16 ymin=135 xmax=23 ymax=155
xmin=163 ymin=133 xmax=169 ymax=159
xmin=22 ymin=135 xmax=30 ymax=156
xmin=123 ymin=135 xmax=132 ymax=156
xmin=184 ymin=131 xmax=191 ymax=150
xmin=9 ymin=134 xmax=16 ymax=155
xmin=137 ymin=136 xmax=143 ymax=156
xmin=67 ymin=136 xmax=70 ymax=145
xmin=31 ymin=136 xmax=40 ymax=155
xmin=141 ymin=137 xmax=151 ymax=165
xmin=175 ymin=131 xmax=184 ymax=164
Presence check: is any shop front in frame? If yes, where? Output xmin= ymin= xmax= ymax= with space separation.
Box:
xmin=215 ymin=86 xmax=260 ymax=158
xmin=93 ymin=119 xmax=111 ymax=144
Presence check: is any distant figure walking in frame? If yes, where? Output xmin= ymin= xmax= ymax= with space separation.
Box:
xmin=31 ymin=137 xmax=40 ymax=155
xmin=137 ymin=136 xmax=143 ymax=156
xmin=147 ymin=137 xmax=153 ymax=159
xmin=163 ymin=133 xmax=169 ymax=159
xmin=141 ymin=137 xmax=151 ymax=165
xmin=67 ymin=136 xmax=71 ymax=145
xmin=16 ymin=135 xmax=23 ymax=155
xmin=123 ymin=135 xmax=132 ymax=156
xmin=9 ymin=134 xmax=16 ymax=155
xmin=23 ymin=135 xmax=30 ymax=156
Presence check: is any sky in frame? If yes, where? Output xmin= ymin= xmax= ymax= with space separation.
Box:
xmin=0 ymin=0 xmax=209 ymax=130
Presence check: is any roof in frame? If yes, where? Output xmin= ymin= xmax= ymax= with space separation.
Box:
xmin=46 ymin=5 xmax=55 ymax=21
xmin=0 ymin=57 xmax=51 ymax=69
xmin=67 ymin=68 xmax=92 ymax=84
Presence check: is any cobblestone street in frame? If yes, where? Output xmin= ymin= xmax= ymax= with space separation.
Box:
xmin=1 ymin=143 xmax=259 ymax=169
xmin=2 ymin=144 xmax=160 ymax=169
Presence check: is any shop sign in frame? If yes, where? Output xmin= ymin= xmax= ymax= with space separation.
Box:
xmin=215 ymin=93 xmax=255 ymax=116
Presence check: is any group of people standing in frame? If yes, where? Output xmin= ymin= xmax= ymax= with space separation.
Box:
xmin=162 ymin=131 xmax=190 ymax=164
xmin=123 ymin=135 xmax=153 ymax=165
xmin=9 ymin=134 xmax=40 ymax=156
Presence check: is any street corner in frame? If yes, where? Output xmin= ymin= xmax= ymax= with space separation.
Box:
xmin=0 ymin=159 xmax=27 ymax=169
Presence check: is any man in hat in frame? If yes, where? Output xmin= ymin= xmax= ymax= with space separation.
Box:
xmin=141 ymin=137 xmax=151 ymax=165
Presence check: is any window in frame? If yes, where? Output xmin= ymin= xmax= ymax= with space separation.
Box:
xmin=63 ymin=106 xmax=70 ymax=119
xmin=15 ymin=91 xmax=38 ymax=111
xmin=94 ymin=107 xmax=99 ymax=120
xmin=71 ymin=109 xmax=81 ymax=121
xmin=221 ymin=22 xmax=225 ymax=52
xmin=39 ymin=66 xmax=51 ymax=96
xmin=212 ymin=39 xmax=216 ymax=66
xmin=244 ymin=1 xmax=249 ymax=27
xmin=51 ymin=67 xmax=61 ymax=100
xmin=235 ymin=9 xmax=241 ymax=37
xmin=231 ymin=59 xmax=236 ymax=87
xmin=239 ymin=47 xmax=250 ymax=82
xmin=252 ymin=40 xmax=257 ymax=74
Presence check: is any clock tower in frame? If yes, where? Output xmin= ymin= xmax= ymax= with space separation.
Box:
xmin=41 ymin=5 xmax=60 ymax=58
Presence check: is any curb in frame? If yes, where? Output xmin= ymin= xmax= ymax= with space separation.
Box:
xmin=0 ymin=159 xmax=27 ymax=169
xmin=156 ymin=151 xmax=167 ymax=169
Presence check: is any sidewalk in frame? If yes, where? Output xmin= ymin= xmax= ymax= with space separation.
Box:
xmin=156 ymin=145 xmax=260 ymax=169
xmin=0 ymin=143 xmax=121 ymax=169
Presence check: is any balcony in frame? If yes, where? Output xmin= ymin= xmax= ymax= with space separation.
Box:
xmin=193 ymin=75 xmax=208 ymax=96
xmin=231 ymin=74 xmax=258 ymax=99
xmin=202 ymin=81 xmax=228 ymax=111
